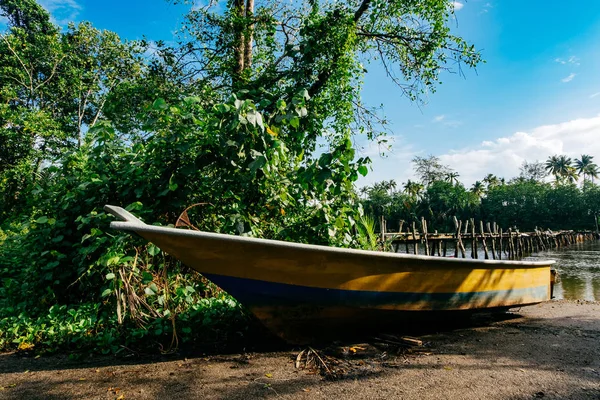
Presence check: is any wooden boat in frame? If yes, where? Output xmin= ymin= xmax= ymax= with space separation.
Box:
xmin=105 ymin=205 xmax=556 ymax=343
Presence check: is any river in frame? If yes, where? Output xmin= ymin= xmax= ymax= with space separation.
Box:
xmin=526 ymin=240 xmax=600 ymax=301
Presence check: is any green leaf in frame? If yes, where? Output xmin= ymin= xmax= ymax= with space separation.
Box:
xmin=105 ymin=273 xmax=115 ymax=280
xmin=290 ymin=117 xmax=300 ymax=129
xmin=152 ymin=98 xmax=168 ymax=110
xmin=358 ymin=165 xmax=368 ymax=177
xmin=184 ymin=96 xmax=201 ymax=105
xmin=36 ymin=216 xmax=49 ymax=224
xmin=101 ymin=289 xmax=112 ymax=298
xmin=276 ymin=99 xmax=287 ymax=111
xmin=249 ymin=156 xmax=267 ymax=174
xmin=148 ymin=245 xmax=160 ymax=256
xmin=125 ymin=202 xmax=143 ymax=211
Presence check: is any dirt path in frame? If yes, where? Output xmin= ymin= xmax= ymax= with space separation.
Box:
xmin=1 ymin=300 xmax=599 ymax=400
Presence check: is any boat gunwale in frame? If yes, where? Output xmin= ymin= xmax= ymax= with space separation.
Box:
xmin=104 ymin=205 xmax=556 ymax=267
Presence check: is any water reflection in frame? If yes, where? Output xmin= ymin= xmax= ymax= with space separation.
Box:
xmin=526 ymin=240 xmax=600 ymax=301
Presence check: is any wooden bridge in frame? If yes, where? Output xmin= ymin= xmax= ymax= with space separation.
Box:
xmin=379 ymin=217 xmax=599 ymax=260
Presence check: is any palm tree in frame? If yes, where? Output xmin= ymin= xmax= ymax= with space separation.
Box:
xmin=545 ymin=155 xmax=560 ymax=181
xmin=385 ymin=179 xmax=397 ymax=195
xmin=546 ymin=155 xmax=576 ymax=183
xmin=483 ymin=173 xmax=500 ymax=189
xmin=445 ymin=172 xmax=460 ymax=185
xmin=564 ymin=166 xmax=579 ymax=184
xmin=586 ymin=164 xmax=599 ymax=184
xmin=575 ymin=155 xmax=598 ymax=184
xmin=403 ymin=180 xmax=424 ymax=199
xmin=471 ymin=181 xmax=485 ymax=198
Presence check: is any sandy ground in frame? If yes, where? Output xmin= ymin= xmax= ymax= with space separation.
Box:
xmin=1 ymin=300 xmax=599 ymax=400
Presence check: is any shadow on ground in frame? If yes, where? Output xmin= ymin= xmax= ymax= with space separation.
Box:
xmin=1 ymin=302 xmax=599 ymax=399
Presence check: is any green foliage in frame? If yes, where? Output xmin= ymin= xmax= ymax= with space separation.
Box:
xmin=361 ymin=177 xmax=600 ymax=234
xmin=0 ymin=0 xmax=482 ymax=354
xmin=355 ymin=214 xmax=378 ymax=251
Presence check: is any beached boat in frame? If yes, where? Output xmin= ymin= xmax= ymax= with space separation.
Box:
xmin=105 ymin=205 xmax=556 ymax=343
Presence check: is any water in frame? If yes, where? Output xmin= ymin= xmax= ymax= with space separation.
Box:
xmin=526 ymin=240 xmax=600 ymax=301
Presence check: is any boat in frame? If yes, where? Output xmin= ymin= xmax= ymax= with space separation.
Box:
xmin=105 ymin=205 xmax=556 ymax=343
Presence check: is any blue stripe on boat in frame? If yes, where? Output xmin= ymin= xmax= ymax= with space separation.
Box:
xmin=203 ymin=274 xmax=548 ymax=310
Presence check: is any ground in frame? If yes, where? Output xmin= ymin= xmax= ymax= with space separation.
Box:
xmin=1 ymin=300 xmax=599 ymax=400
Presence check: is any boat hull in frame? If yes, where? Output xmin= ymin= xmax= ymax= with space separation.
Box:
xmin=105 ymin=206 xmax=555 ymax=343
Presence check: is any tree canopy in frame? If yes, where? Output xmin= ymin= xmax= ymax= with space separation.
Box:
xmin=0 ymin=0 xmax=483 ymax=353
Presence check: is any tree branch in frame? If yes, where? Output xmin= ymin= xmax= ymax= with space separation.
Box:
xmin=307 ymin=0 xmax=372 ymax=98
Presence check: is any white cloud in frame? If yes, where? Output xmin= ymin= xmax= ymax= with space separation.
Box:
xmin=356 ymin=134 xmax=417 ymax=187
xmin=437 ymin=114 xmax=600 ymax=185
xmin=358 ymin=113 xmax=600 ymax=188
xmin=433 ymin=114 xmax=462 ymax=127
xmin=555 ymin=56 xmax=580 ymax=66
xmin=479 ymin=2 xmax=493 ymax=14
xmin=39 ymin=0 xmax=82 ymax=26
xmin=561 ymin=73 xmax=576 ymax=83
xmin=590 ymin=92 xmax=600 ymax=99
xmin=452 ymin=1 xmax=464 ymax=11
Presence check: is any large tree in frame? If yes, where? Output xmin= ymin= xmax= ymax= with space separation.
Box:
xmin=412 ymin=155 xmax=452 ymax=186
xmin=520 ymin=160 xmax=547 ymax=182
xmin=0 ymin=0 xmax=145 ymax=217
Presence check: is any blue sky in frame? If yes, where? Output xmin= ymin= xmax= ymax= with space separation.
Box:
xmin=4 ymin=0 xmax=600 ymax=187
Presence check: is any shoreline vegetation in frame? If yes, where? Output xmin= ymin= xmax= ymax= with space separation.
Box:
xmin=1 ymin=0 xmax=598 ymax=360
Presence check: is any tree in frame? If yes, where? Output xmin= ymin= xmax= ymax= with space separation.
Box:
xmin=420 ymin=181 xmax=479 ymax=231
xmin=381 ymin=179 xmax=397 ymax=195
xmin=483 ymin=173 xmax=500 ymax=189
xmin=545 ymin=155 xmax=577 ymax=184
xmin=446 ymin=172 xmax=460 ymax=185
xmin=403 ymin=179 xmax=424 ymax=200
xmin=0 ymin=1 xmax=145 ymax=218
xmin=0 ymin=0 xmax=485 ymax=353
xmin=583 ymin=184 xmax=600 ymax=233
xmin=520 ymin=160 xmax=547 ymax=182
xmin=471 ymin=180 xmax=485 ymax=198
xmin=412 ymin=155 xmax=451 ymax=186
xmin=586 ymin=164 xmax=599 ymax=184
xmin=575 ymin=154 xmax=598 ymax=184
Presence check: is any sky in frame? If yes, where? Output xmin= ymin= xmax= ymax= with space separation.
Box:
xmin=3 ymin=0 xmax=600 ymax=187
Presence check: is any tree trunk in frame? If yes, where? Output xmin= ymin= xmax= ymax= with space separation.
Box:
xmin=233 ymin=0 xmax=245 ymax=78
xmin=244 ymin=0 xmax=254 ymax=69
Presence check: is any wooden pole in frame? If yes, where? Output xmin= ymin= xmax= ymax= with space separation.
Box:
xmin=480 ymin=221 xmax=489 ymax=259
xmin=412 ymin=222 xmax=418 ymax=255
xmin=471 ymin=218 xmax=477 ymax=259
xmin=499 ymin=228 xmax=503 ymax=260
xmin=487 ymin=222 xmax=496 ymax=260
xmin=422 ymin=217 xmax=430 ymax=256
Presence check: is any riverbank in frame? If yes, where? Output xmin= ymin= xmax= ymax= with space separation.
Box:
xmin=1 ymin=300 xmax=599 ymax=399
